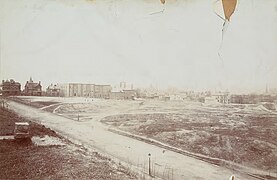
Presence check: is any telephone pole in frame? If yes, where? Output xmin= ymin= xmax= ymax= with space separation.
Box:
xmin=0 ymin=27 xmax=2 ymax=81
xmin=148 ymin=153 xmax=151 ymax=177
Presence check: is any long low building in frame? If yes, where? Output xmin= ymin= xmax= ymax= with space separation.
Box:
xmin=58 ymin=83 xmax=111 ymax=98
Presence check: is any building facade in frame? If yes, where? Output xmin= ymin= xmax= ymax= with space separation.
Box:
xmin=59 ymin=83 xmax=95 ymax=97
xmin=59 ymin=83 xmax=111 ymax=98
xmin=0 ymin=79 xmax=21 ymax=96
xmin=94 ymin=85 xmax=112 ymax=99
xmin=23 ymin=78 xmax=42 ymax=96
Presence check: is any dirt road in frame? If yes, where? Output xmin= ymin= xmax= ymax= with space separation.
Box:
xmin=8 ymin=101 xmax=254 ymax=180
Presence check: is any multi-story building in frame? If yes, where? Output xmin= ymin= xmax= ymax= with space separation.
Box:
xmin=23 ymin=77 xmax=42 ymax=96
xmin=59 ymin=83 xmax=95 ymax=97
xmin=59 ymin=83 xmax=111 ymax=98
xmin=94 ymin=85 xmax=112 ymax=99
xmin=0 ymin=79 xmax=21 ymax=96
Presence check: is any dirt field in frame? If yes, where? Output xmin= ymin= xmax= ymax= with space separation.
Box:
xmin=12 ymin=96 xmax=277 ymax=178
xmin=101 ymin=102 xmax=277 ymax=174
xmin=0 ymin=106 xmax=136 ymax=179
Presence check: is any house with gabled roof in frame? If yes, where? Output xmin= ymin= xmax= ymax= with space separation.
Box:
xmin=23 ymin=77 xmax=42 ymax=96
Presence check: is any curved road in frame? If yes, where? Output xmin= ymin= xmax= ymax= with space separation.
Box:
xmin=9 ymin=101 xmax=254 ymax=180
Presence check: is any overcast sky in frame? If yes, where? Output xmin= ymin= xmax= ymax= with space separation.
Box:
xmin=0 ymin=0 xmax=276 ymax=93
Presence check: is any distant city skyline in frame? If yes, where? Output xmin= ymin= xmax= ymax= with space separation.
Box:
xmin=1 ymin=0 xmax=277 ymax=93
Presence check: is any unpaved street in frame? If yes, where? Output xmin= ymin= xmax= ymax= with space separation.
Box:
xmin=8 ymin=101 xmax=254 ymax=180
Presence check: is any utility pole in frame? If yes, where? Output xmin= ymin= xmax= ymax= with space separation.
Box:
xmin=148 ymin=153 xmax=151 ymax=177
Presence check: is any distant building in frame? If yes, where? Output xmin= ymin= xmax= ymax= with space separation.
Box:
xmin=109 ymin=82 xmax=137 ymax=100
xmin=94 ymin=85 xmax=112 ymax=99
xmin=162 ymin=96 xmax=170 ymax=101
xmin=213 ymin=92 xmax=230 ymax=104
xmin=259 ymin=94 xmax=276 ymax=103
xmin=110 ymin=91 xmax=125 ymax=100
xmin=23 ymin=77 xmax=42 ymax=96
xmin=120 ymin=82 xmax=127 ymax=89
xmin=59 ymin=83 xmax=95 ymax=97
xmin=59 ymin=83 xmax=111 ymax=98
xmin=169 ymin=95 xmax=180 ymax=101
xmin=204 ymin=96 xmax=218 ymax=104
xmin=122 ymin=90 xmax=137 ymax=100
xmin=46 ymin=84 xmax=61 ymax=97
xmin=119 ymin=82 xmax=133 ymax=90
xmin=110 ymin=90 xmax=137 ymax=100
xmin=0 ymin=79 xmax=21 ymax=96
xmin=230 ymin=94 xmax=277 ymax=104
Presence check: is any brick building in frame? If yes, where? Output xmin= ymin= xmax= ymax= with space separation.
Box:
xmin=59 ymin=83 xmax=111 ymax=98
xmin=0 ymin=79 xmax=21 ymax=96
xmin=94 ymin=85 xmax=112 ymax=99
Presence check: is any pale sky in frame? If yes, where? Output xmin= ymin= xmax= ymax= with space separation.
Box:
xmin=0 ymin=0 xmax=277 ymax=93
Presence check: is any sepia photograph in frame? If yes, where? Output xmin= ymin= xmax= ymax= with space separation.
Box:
xmin=0 ymin=0 xmax=277 ymax=179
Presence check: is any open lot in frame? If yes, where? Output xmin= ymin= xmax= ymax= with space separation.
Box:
xmin=101 ymin=101 xmax=277 ymax=173
xmin=12 ymin=96 xmax=277 ymax=179
xmin=102 ymin=107 xmax=277 ymax=172
xmin=0 ymin=106 xmax=136 ymax=179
